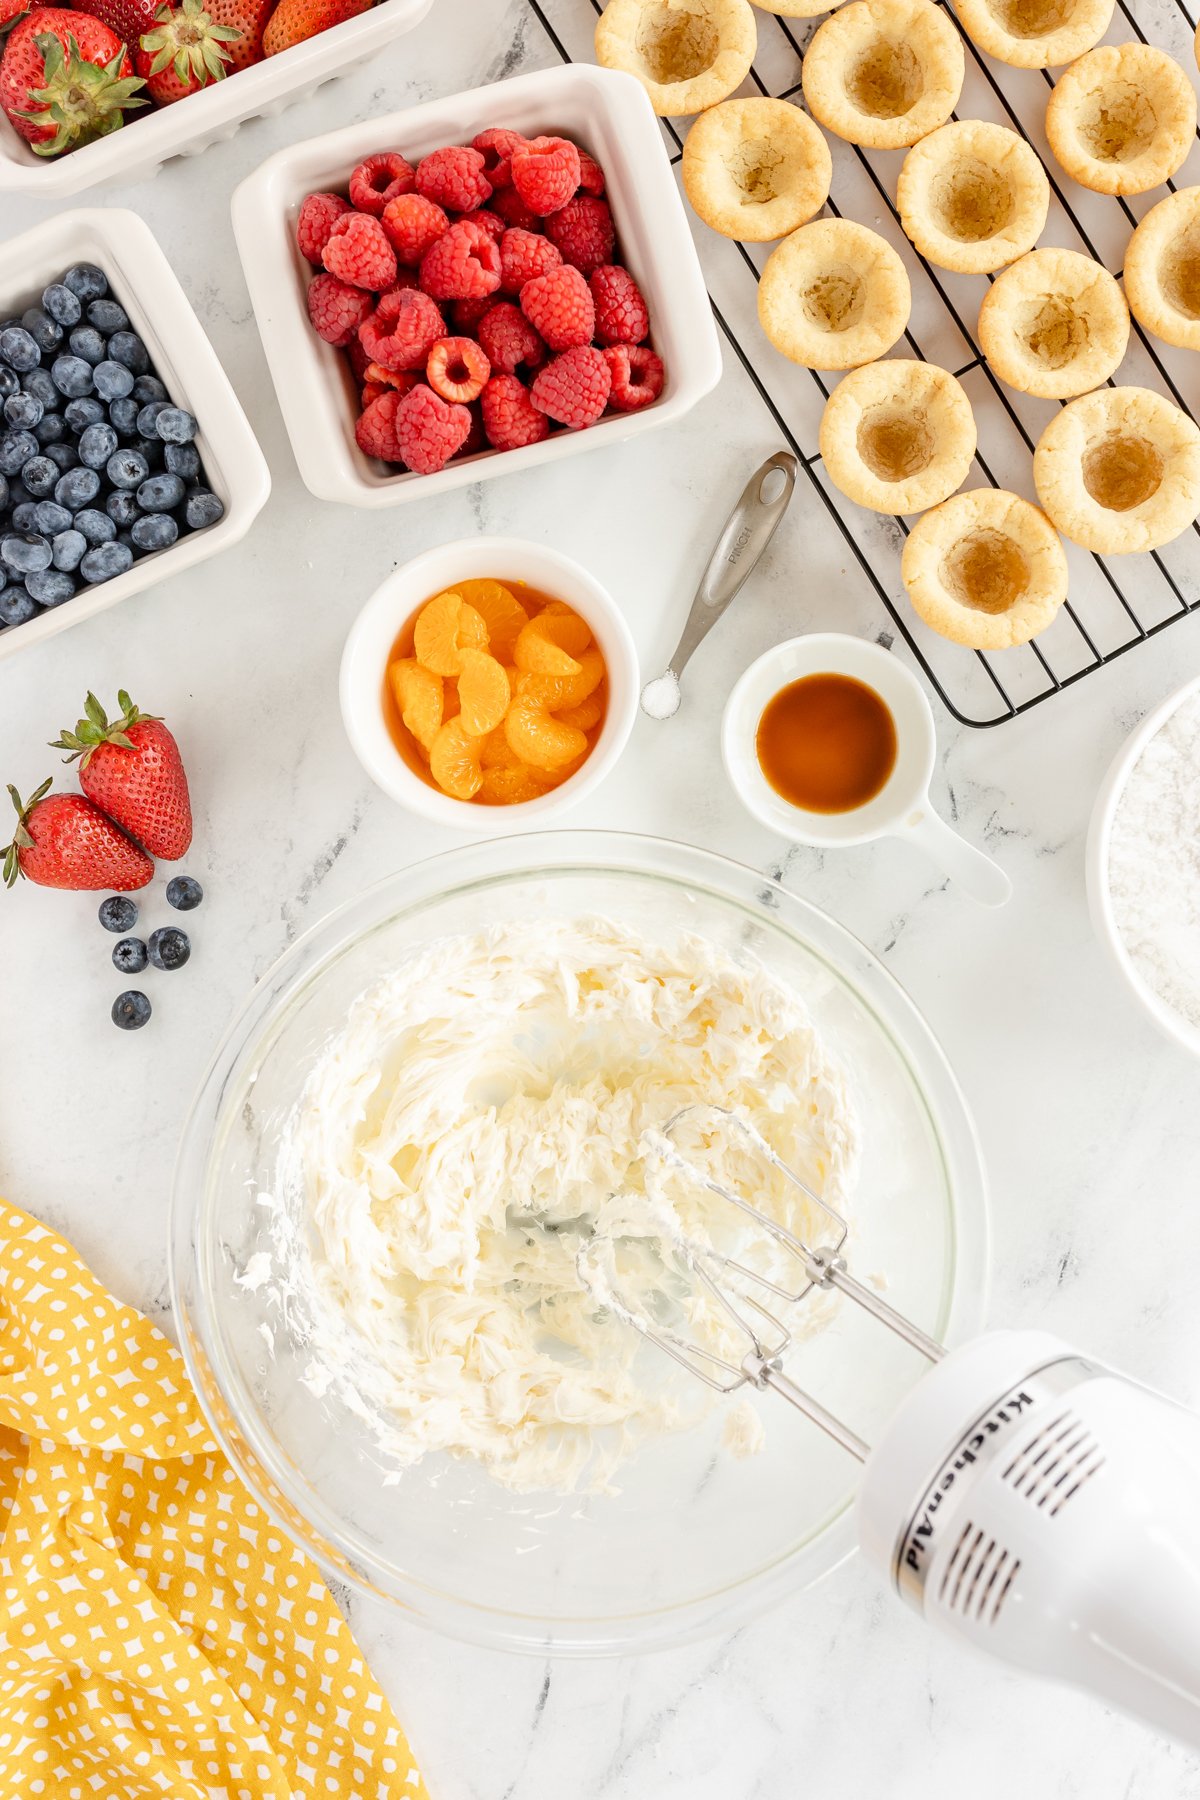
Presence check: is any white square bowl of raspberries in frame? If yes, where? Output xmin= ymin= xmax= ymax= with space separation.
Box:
xmin=0 ymin=206 xmax=270 ymax=659
xmin=231 ymin=62 xmax=723 ymax=504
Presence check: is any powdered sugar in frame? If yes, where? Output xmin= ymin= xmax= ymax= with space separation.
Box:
xmin=1108 ymin=688 xmax=1200 ymax=1035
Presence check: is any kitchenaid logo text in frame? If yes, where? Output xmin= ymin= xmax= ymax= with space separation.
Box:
xmin=903 ymin=1389 xmax=1036 ymax=1576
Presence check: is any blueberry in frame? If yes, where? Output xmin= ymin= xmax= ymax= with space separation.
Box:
xmin=93 ymin=359 xmax=134 ymax=401
xmin=87 ymin=298 xmax=128 ymax=333
xmin=0 ymin=587 xmax=37 ymax=626
xmin=137 ymin=472 xmax=184 ymax=511
xmin=112 ymin=936 xmax=148 ymax=975
xmin=108 ymin=331 xmax=150 ymax=376
xmin=0 ymin=328 xmax=40 ymax=372
xmin=11 ymin=503 xmax=37 ymax=531
xmin=73 ymin=508 xmax=116 ymax=544
xmin=21 ymin=308 xmax=61 ymax=355
xmin=105 ymin=489 xmax=140 ymax=527
xmin=5 ymin=476 xmax=29 ymax=507
xmin=1 ymin=533 xmax=52 ymax=575
xmin=55 ymin=467 xmax=101 ymax=511
xmin=0 ymin=367 xmax=17 ymax=400
xmin=185 ymin=489 xmax=224 ymax=531
xmin=64 ymin=396 xmax=105 ymax=433
xmin=131 ymin=375 xmax=167 ymax=405
xmin=135 ymin=436 xmax=164 ymax=471
xmin=148 ymin=926 xmax=190 ymax=971
xmin=51 ymin=529 xmax=86 ymax=572
xmin=23 ymin=368 xmax=59 ymax=410
xmin=112 ymin=990 xmax=151 ymax=1030
xmin=80 ymin=541 xmax=133 ymax=582
xmin=21 ymin=456 xmax=59 ymax=497
xmin=33 ymin=500 xmax=71 ymax=535
xmin=68 ymin=327 xmax=106 ymax=367
xmin=131 ymin=511 xmax=178 ymax=552
xmin=50 ymin=355 xmax=93 ymax=398
xmin=0 ymin=430 xmax=38 ymax=476
xmin=99 ymin=894 xmax=137 ymax=933
xmin=44 ymin=443 xmax=77 ymax=473
xmin=166 ymin=875 xmax=203 ymax=911
xmin=107 ymin=447 xmax=148 ymax=490
xmin=78 ymin=422 xmax=118 ymax=469
xmin=34 ymin=414 xmax=66 ymax=447
xmin=108 ymin=395 xmax=139 ymax=434
xmin=163 ymin=442 xmax=200 ymax=480
xmin=25 ymin=568 xmax=74 ymax=606
xmin=4 ymin=392 xmax=43 ymax=430
xmin=154 ymin=406 xmax=198 ymax=444
xmin=136 ymin=401 xmax=169 ymax=437
xmin=41 ymin=283 xmax=82 ymax=328
xmin=63 ymin=264 xmax=108 ymax=303
xmin=115 ymin=528 xmax=136 ymax=552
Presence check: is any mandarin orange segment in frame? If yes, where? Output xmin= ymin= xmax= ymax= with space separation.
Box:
xmin=514 ymin=620 xmax=582 ymax=678
xmin=414 ymin=590 xmax=489 ymax=676
xmin=388 ymin=657 xmax=444 ymax=752
xmin=556 ymin=686 xmax=606 ymax=733
xmin=429 ymin=717 xmax=483 ymax=800
xmin=531 ymin=604 xmax=592 ymax=659
xmin=515 ymin=647 xmax=606 ymax=712
xmin=479 ymin=723 xmax=523 ymax=769
xmin=479 ymin=765 xmax=554 ymax=805
xmin=456 ymin=579 xmax=530 ymax=661
xmin=504 ymin=703 xmax=588 ymax=772
xmin=456 ymin=648 xmax=511 ymax=738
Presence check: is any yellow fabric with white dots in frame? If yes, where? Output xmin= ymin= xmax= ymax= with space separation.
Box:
xmin=0 ymin=1203 xmax=428 ymax=1800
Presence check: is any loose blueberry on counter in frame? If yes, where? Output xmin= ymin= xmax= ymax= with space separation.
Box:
xmin=113 ymin=936 xmax=148 ymax=975
xmin=99 ymin=894 xmax=138 ymax=933
xmin=112 ymin=991 xmax=151 ymax=1030
xmin=41 ymin=284 xmax=81 ymax=328
xmin=166 ymin=875 xmax=203 ymax=911
xmin=148 ymin=926 xmax=190 ymax=971
xmin=63 ymin=265 xmax=107 ymax=303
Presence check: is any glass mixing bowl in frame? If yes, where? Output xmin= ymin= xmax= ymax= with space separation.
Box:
xmin=171 ymin=832 xmax=988 ymax=1654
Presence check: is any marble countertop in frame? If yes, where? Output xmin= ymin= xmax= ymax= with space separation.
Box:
xmin=4 ymin=1 xmax=1200 ymax=1795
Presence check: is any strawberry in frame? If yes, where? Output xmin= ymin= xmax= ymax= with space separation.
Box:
xmin=135 ymin=0 xmax=238 ymax=103
xmin=204 ymin=0 xmax=269 ymax=70
xmin=262 ymin=0 xmax=369 ymax=56
xmin=52 ymin=690 xmax=192 ymax=861
xmin=3 ymin=780 xmax=153 ymax=892
xmin=1 ymin=0 xmax=31 ymax=35
xmin=0 ymin=8 xmax=145 ymax=154
xmin=71 ymin=0 xmax=160 ymax=51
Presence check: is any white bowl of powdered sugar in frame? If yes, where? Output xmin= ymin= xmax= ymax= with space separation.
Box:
xmin=1087 ymin=673 xmax=1200 ymax=1058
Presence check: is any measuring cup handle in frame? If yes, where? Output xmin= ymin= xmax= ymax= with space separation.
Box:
xmin=899 ymin=808 xmax=1013 ymax=909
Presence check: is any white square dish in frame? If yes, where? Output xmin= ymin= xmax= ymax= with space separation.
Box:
xmin=230 ymin=62 xmax=723 ymax=507
xmin=0 ymin=0 xmax=435 ymax=199
xmin=0 ymin=208 xmax=270 ymax=664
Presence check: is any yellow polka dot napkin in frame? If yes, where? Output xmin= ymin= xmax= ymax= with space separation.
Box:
xmin=0 ymin=1202 xmax=429 ymax=1800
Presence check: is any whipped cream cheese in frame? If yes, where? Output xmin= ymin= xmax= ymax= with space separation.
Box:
xmin=266 ymin=917 xmax=858 ymax=1494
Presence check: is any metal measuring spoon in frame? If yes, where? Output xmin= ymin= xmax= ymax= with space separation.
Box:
xmin=640 ymin=450 xmax=798 ymax=720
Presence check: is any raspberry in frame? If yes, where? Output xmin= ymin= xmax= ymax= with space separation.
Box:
xmin=347 ymin=334 xmax=372 ymax=380
xmin=355 ymin=389 xmax=406 ymax=462
xmin=426 ymin=336 xmax=490 ymax=404
xmin=478 ymin=301 xmax=545 ymax=376
xmin=306 ymin=272 xmax=373 ymax=346
xmin=520 ymin=264 xmax=594 ymax=352
xmin=472 ymin=126 xmax=525 ymax=189
xmin=419 ymin=219 xmax=502 ymax=302
xmin=362 ymin=380 xmax=388 ymax=408
xmin=456 ymin=404 xmax=486 ymax=458
xmin=546 ymin=195 xmax=615 ymax=276
xmin=453 ymin=294 xmax=494 ymax=331
xmin=590 ymin=265 xmax=650 ymax=346
xmin=415 ymin=145 xmax=493 ymax=213
xmin=499 ymin=227 xmax=561 ymax=294
xmin=359 ymin=287 xmax=445 ymax=371
xmin=349 ymin=152 xmax=415 ymax=216
xmin=577 ymin=149 xmax=605 ymax=197
xmin=512 ymin=135 xmax=582 ymax=216
xmin=604 ymin=343 xmax=664 ymax=411
xmin=297 ymin=191 xmax=349 ymax=265
xmin=381 ymin=192 xmax=449 ymax=266
xmin=460 ymin=207 xmax=505 ymax=241
xmin=394 ymin=383 xmax=472 ymax=474
xmin=364 ymin=361 xmax=420 ymax=392
xmin=531 ymin=346 xmax=611 ymax=429
xmin=323 ymin=212 xmax=397 ymax=291
xmin=481 ymin=373 xmax=551 ymax=450
xmin=491 ymin=185 xmax=538 ymax=232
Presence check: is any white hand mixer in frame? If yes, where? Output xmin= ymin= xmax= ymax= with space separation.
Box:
xmin=588 ymin=1106 xmax=1200 ymax=1749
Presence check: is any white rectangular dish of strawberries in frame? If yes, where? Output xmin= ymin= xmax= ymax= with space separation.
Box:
xmin=0 ymin=0 xmax=435 ymax=198
xmin=231 ymin=63 xmax=722 ymax=506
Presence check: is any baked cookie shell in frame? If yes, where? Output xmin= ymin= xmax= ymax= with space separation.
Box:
xmin=1045 ymin=43 xmax=1197 ymax=196
xmin=901 ymin=488 xmax=1069 ymax=649
xmin=682 ymin=98 xmax=833 ymax=241
xmin=819 ymin=359 xmax=977 ymax=514
xmin=952 ymin=0 xmax=1113 ymax=69
xmin=801 ymin=0 xmax=964 ymax=151
xmin=897 ymin=120 xmax=1050 ymax=274
xmin=978 ymin=247 xmax=1129 ymax=398
xmin=1124 ymin=187 xmax=1200 ymax=352
xmin=758 ymin=218 xmax=912 ymax=369
xmin=1034 ymin=386 xmax=1200 ymax=554
xmin=594 ymin=0 xmax=758 ymax=117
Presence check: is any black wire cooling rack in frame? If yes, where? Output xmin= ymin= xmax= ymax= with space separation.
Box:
xmin=526 ymin=0 xmax=1200 ymax=727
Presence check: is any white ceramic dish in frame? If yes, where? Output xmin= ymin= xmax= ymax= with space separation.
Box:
xmin=340 ymin=535 xmax=638 ymax=829
xmin=0 ymin=0 xmax=435 ymax=198
xmin=230 ymin=63 xmax=723 ymax=506
xmin=1085 ymin=673 xmax=1200 ymax=1059
xmin=0 ymin=209 xmax=270 ymax=666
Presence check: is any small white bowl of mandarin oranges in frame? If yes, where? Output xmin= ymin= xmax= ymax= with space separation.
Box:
xmin=340 ymin=537 xmax=638 ymax=827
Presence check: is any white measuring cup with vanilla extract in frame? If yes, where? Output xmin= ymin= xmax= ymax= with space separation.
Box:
xmin=722 ymin=633 xmax=1011 ymax=907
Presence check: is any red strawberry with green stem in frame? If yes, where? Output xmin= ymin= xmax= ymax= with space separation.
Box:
xmin=0 ymin=7 xmax=145 ymax=154
xmin=52 ymin=690 xmax=193 ymax=861
xmin=204 ymin=0 xmax=269 ymax=70
xmin=135 ymin=0 xmax=238 ymax=103
xmin=262 ymin=0 xmax=369 ymax=56
xmin=3 ymin=780 xmax=153 ymax=891
xmin=1 ymin=0 xmax=30 ymax=37
xmin=71 ymin=0 xmax=161 ymax=53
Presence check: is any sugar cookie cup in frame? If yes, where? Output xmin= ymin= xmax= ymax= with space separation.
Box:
xmin=1033 ymin=387 xmax=1200 ymax=555
xmin=897 ymin=121 xmax=1049 ymax=274
xmin=758 ymin=218 xmax=912 ymax=368
xmin=1045 ymin=44 xmax=1197 ymax=197
xmin=682 ymin=99 xmax=832 ymax=241
xmin=952 ymin=0 xmax=1113 ymax=69
xmin=751 ymin=0 xmax=841 ymax=14
xmin=594 ymin=0 xmax=757 ymax=116
xmin=1124 ymin=188 xmax=1200 ymax=352
xmin=901 ymin=489 xmax=1069 ymax=650
xmin=801 ymin=0 xmax=964 ymax=151
xmin=819 ymin=360 xmax=977 ymax=514
xmin=978 ymin=248 xmax=1129 ymax=398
